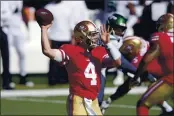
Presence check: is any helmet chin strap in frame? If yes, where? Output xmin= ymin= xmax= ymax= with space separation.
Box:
xmin=86 ymin=39 xmax=98 ymax=49
xmin=111 ymin=28 xmax=124 ymax=37
xmin=85 ymin=32 xmax=100 ymax=48
xmin=111 ymin=31 xmax=123 ymax=42
xmin=86 ymin=39 xmax=91 ymax=46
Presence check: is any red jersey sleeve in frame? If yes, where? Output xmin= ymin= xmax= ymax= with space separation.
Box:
xmin=94 ymin=46 xmax=114 ymax=68
xmin=150 ymin=32 xmax=161 ymax=43
xmin=151 ymin=32 xmax=173 ymax=47
xmin=96 ymin=47 xmax=109 ymax=63
xmin=58 ymin=44 xmax=71 ymax=66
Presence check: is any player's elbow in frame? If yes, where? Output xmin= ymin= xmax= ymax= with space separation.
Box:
xmin=144 ymin=43 xmax=160 ymax=63
xmin=42 ymin=49 xmax=51 ymax=57
xmin=113 ymin=58 xmax=121 ymax=67
xmin=42 ymin=49 xmax=62 ymax=61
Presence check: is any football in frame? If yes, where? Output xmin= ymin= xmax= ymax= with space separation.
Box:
xmin=35 ymin=8 xmax=54 ymax=26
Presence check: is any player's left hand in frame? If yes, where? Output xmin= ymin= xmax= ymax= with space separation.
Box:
xmin=129 ymin=77 xmax=141 ymax=88
xmin=127 ymin=72 xmax=141 ymax=87
xmin=100 ymin=25 xmax=112 ymax=44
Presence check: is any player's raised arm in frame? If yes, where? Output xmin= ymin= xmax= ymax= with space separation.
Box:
xmin=100 ymin=25 xmax=121 ymax=67
xmin=35 ymin=8 xmax=69 ymax=64
xmin=41 ymin=24 xmax=71 ymax=67
xmin=40 ymin=24 xmax=57 ymax=59
xmin=40 ymin=23 xmax=70 ymax=65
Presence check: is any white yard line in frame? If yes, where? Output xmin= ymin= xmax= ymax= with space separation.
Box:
xmin=1 ymin=87 xmax=148 ymax=98
xmin=4 ymin=97 xmax=160 ymax=111
xmin=5 ymin=97 xmax=66 ymax=104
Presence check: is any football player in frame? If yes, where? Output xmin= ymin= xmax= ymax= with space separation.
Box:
xmin=40 ymin=20 xmax=122 ymax=115
xmin=132 ymin=13 xmax=174 ymax=116
xmin=98 ymin=13 xmax=128 ymax=106
xmin=100 ymin=35 xmax=172 ymax=114
xmin=101 ymin=35 xmax=173 ymax=115
xmin=99 ymin=13 xmax=156 ymax=111
xmin=102 ymin=36 xmax=173 ymax=114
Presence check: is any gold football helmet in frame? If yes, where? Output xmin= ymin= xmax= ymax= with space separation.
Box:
xmin=74 ymin=20 xmax=100 ymax=49
xmin=120 ymin=36 xmax=142 ymax=61
xmin=156 ymin=13 xmax=174 ymax=32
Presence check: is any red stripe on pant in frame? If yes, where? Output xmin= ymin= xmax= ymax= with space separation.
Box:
xmin=141 ymin=80 xmax=164 ymax=103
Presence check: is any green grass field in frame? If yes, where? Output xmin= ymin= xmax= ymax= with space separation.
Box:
xmin=1 ymin=76 xmax=173 ymax=115
xmin=1 ymin=95 xmax=162 ymax=115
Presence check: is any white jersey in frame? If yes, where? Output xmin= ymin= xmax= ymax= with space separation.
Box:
xmin=5 ymin=1 xmax=26 ymax=36
xmin=1 ymin=1 xmax=11 ymax=33
xmin=8 ymin=1 xmax=23 ymax=27
xmin=110 ymin=35 xmax=123 ymax=49
xmin=45 ymin=1 xmax=89 ymax=41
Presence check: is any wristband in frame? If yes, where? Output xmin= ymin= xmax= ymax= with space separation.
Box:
xmin=54 ymin=50 xmax=63 ymax=62
xmin=106 ymin=42 xmax=121 ymax=60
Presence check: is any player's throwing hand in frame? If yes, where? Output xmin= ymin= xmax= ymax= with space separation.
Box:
xmin=41 ymin=22 xmax=52 ymax=30
xmin=100 ymin=25 xmax=112 ymax=44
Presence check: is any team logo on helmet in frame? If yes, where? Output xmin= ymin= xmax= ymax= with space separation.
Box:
xmin=109 ymin=15 xmax=117 ymax=20
xmin=123 ymin=44 xmax=134 ymax=53
xmin=78 ymin=25 xmax=88 ymax=32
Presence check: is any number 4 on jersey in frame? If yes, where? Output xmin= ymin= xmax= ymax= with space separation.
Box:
xmin=84 ymin=62 xmax=97 ymax=85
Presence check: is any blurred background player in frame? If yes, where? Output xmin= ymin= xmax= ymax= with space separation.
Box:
xmin=7 ymin=1 xmax=33 ymax=86
xmin=39 ymin=18 xmax=123 ymax=115
xmin=132 ymin=13 xmax=174 ymax=116
xmin=101 ymin=35 xmax=173 ymax=114
xmin=133 ymin=0 xmax=174 ymax=41
xmin=0 ymin=1 xmax=13 ymax=89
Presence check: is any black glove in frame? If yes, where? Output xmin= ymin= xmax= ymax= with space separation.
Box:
xmin=126 ymin=72 xmax=141 ymax=88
